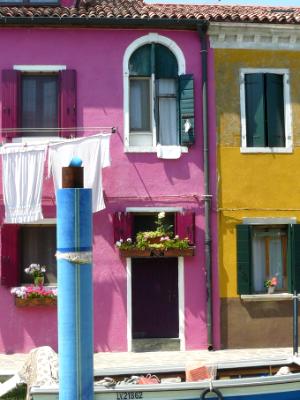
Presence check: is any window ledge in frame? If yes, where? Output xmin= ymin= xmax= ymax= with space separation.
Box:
xmin=241 ymin=293 xmax=293 ymax=302
xmin=240 ymin=147 xmax=293 ymax=154
xmin=124 ymin=146 xmax=188 ymax=154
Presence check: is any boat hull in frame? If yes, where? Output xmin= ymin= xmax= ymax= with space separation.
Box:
xmin=30 ymin=372 xmax=300 ymax=400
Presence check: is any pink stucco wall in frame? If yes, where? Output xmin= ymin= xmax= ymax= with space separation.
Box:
xmin=0 ymin=27 xmax=219 ymax=353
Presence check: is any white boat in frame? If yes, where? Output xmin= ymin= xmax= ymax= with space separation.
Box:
xmin=30 ymin=356 xmax=300 ymax=400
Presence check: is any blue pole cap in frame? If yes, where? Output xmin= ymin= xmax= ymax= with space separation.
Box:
xmin=69 ymin=157 xmax=83 ymax=167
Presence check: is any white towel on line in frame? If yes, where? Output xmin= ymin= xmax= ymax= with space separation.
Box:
xmin=1 ymin=144 xmax=47 ymax=223
xmin=156 ymin=144 xmax=182 ymax=159
xmin=48 ymin=134 xmax=111 ymax=213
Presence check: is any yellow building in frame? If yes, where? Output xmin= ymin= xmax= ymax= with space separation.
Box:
xmin=212 ymin=23 xmax=300 ymax=348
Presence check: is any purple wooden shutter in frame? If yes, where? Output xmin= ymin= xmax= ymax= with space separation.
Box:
xmin=1 ymin=224 xmax=20 ymax=287
xmin=2 ymin=70 xmax=20 ymax=139
xmin=175 ymin=211 xmax=195 ymax=245
xmin=113 ymin=212 xmax=133 ymax=242
xmin=60 ymin=69 xmax=77 ymax=138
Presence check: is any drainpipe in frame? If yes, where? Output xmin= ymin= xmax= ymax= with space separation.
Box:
xmin=197 ymin=22 xmax=213 ymax=351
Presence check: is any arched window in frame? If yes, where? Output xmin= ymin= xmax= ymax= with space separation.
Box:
xmin=125 ymin=37 xmax=195 ymax=150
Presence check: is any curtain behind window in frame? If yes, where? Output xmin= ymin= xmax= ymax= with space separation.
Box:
xmin=20 ymin=225 xmax=56 ymax=284
xmin=157 ymin=79 xmax=177 ymax=145
xmin=21 ymin=75 xmax=58 ymax=136
xmin=129 ymin=79 xmax=150 ymax=132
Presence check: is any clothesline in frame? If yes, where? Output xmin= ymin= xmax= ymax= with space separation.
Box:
xmin=0 ymin=132 xmax=112 ymax=150
xmin=1 ymin=133 xmax=111 ymax=223
xmin=0 ymin=126 xmax=116 ymax=133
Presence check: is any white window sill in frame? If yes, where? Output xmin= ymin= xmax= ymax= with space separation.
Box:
xmin=240 ymin=147 xmax=293 ymax=154
xmin=124 ymin=146 xmax=188 ymax=153
xmin=241 ymin=293 xmax=293 ymax=302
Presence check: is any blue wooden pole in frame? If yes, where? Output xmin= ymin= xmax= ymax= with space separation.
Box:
xmin=57 ymin=187 xmax=94 ymax=400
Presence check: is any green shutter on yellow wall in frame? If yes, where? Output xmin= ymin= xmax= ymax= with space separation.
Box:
xmin=245 ymin=74 xmax=266 ymax=147
xmin=266 ymin=74 xmax=285 ymax=147
xmin=236 ymin=224 xmax=252 ymax=295
xmin=288 ymin=224 xmax=300 ymax=294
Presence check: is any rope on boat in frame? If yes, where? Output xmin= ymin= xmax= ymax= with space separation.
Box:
xmin=200 ymin=387 xmax=223 ymax=399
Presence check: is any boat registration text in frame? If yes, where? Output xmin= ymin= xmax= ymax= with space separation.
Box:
xmin=117 ymin=392 xmax=143 ymax=400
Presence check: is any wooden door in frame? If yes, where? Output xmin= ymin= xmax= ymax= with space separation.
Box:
xmin=132 ymin=257 xmax=179 ymax=338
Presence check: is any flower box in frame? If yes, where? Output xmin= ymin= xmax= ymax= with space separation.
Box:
xmin=119 ymin=248 xmax=152 ymax=258
xmin=119 ymin=247 xmax=195 ymax=258
xmin=15 ymin=297 xmax=57 ymax=307
xmin=163 ymin=247 xmax=195 ymax=257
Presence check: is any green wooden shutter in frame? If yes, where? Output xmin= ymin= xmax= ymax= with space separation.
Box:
xmin=129 ymin=45 xmax=151 ymax=76
xmin=265 ymin=74 xmax=285 ymax=147
xmin=288 ymin=224 xmax=300 ymax=293
xmin=245 ymin=74 xmax=266 ymax=147
xmin=155 ymin=44 xmax=178 ymax=78
xmin=236 ymin=224 xmax=252 ymax=295
xmin=178 ymin=74 xmax=195 ymax=146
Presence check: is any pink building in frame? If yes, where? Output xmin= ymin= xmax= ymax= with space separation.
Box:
xmin=0 ymin=0 xmax=219 ymax=353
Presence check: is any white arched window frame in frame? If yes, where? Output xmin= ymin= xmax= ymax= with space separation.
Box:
xmin=123 ymin=33 xmax=186 ymax=152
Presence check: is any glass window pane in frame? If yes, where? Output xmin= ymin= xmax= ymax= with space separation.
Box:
xmin=158 ymin=79 xmax=178 ymax=145
xmin=158 ymin=79 xmax=177 ymax=96
xmin=252 ymin=227 xmax=287 ymax=292
xmin=130 ymin=79 xmax=151 ymax=132
xmin=20 ymin=226 xmax=57 ymax=284
xmin=252 ymin=234 xmax=266 ymax=293
xmin=21 ymin=75 xmax=58 ymax=137
xmin=269 ymin=232 xmax=285 ymax=289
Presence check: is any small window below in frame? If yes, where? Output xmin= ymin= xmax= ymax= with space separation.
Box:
xmin=133 ymin=212 xmax=175 ymax=239
xmin=251 ymin=227 xmax=287 ymax=293
xmin=20 ymin=225 xmax=57 ymax=285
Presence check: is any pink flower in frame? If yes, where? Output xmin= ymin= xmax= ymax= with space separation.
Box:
xmin=271 ymin=277 xmax=278 ymax=286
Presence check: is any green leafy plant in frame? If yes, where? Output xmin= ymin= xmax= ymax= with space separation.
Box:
xmin=264 ymin=276 xmax=278 ymax=288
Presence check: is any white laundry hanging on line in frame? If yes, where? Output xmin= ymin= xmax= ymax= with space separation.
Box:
xmin=0 ymin=144 xmax=47 ymax=223
xmin=48 ymin=134 xmax=111 ymax=212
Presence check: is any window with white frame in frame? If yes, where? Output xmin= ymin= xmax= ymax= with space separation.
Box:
xmin=124 ymin=36 xmax=195 ymax=150
xmin=240 ymin=69 xmax=292 ymax=152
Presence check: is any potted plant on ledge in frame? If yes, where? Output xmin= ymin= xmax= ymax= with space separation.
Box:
xmin=11 ymin=263 xmax=57 ymax=307
xmin=264 ymin=276 xmax=278 ymax=294
xmin=25 ymin=263 xmax=46 ymax=286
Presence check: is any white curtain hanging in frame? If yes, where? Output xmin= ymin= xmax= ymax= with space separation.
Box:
xmin=1 ymin=144 xmax=47 ymax=223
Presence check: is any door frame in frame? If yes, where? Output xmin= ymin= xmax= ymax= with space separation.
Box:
xmin=127 ymin=256 xmax=185 ymax=351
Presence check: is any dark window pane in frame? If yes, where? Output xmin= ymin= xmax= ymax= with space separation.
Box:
xmin=265 ymin=74 xmax=285 ymax=147
xmin=245 ymin=73 xmax=266 ymax=147
xmin=129 ymin=79 xmax=151 ymax=132
xmin=133 ymin=213 xmax=174 ymax=240
xmin=21 ymin=75 xmax=58 ymax=137
xmin=20 ymin=225 xmax=57 ymax=284
xmin=129 ymin=45 xmax=151 ymax=77
xmin=155 ymin=44 xmax=178 ymax=79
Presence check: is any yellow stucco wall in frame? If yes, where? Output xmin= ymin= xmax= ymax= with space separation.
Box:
xmin=216 ymin=49 xmax=300 ymax=298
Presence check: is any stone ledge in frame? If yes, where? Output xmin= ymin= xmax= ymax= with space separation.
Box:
xmin=241 ymin=293 xmax=293 ymax=302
